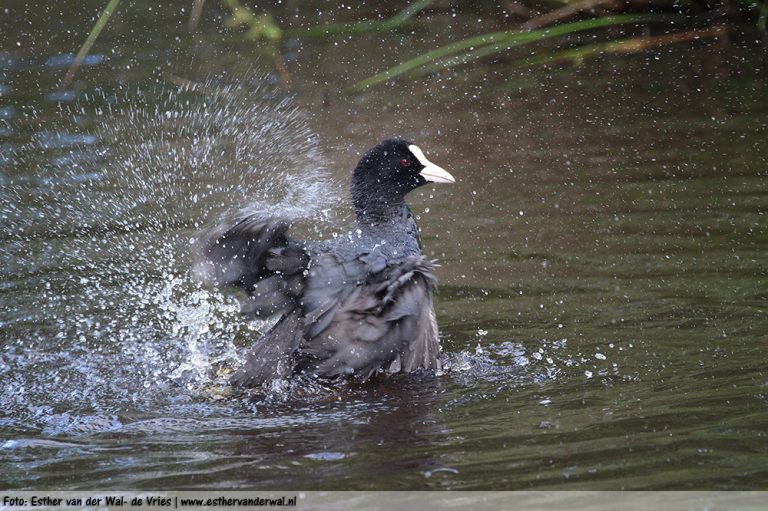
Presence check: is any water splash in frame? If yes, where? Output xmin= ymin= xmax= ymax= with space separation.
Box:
xmin=0 ymin=73 xmax=342 ymax=433
xmin=4 ymin=74 xmax=338 ymax=239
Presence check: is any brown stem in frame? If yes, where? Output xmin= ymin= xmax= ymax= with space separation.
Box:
xmin=522 ymin=0 xmax=622 ymax=30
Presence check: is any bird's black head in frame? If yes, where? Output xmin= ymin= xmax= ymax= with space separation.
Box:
xmin=351 ymin=139 xmax=454 ymax=220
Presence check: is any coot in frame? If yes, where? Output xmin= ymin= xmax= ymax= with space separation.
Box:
xmin=195 ymin=139 xmax=455 ymax=386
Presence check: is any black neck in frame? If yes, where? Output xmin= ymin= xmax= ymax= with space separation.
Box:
xmin=355 ymin=201 xmax=410 ymax=227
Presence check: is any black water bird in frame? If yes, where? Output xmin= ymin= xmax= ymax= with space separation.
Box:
xmin=195 ymin=139 xmax=455 ymax=386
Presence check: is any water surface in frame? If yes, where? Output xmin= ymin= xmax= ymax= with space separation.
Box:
xmin=1 ymin=1 xmax=767 ymax=491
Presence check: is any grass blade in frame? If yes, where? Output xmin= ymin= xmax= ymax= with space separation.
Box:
xmin=347 ymin=14 xmax=671 ymax=93
xmin=286 ymin=0 xmax=433 ymax=37
xmin=61 ymin=0 xmax=121 ymax=87
xmin=515 ymin=25 xmax=730 ymax=68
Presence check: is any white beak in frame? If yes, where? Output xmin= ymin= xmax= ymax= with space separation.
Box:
xmin=409 ymin=144 xmax=455 ymax=184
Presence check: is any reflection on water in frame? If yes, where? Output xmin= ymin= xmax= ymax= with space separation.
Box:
xmin=1 ymin=2 xmax=767 ymax=491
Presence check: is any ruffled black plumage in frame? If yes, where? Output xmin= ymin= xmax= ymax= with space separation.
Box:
xmin=195 ymin=139 xmax=454 ymax=386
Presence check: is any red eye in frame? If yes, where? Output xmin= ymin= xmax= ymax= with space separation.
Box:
xmin=400 ymin=159 xmax=410 ymax=167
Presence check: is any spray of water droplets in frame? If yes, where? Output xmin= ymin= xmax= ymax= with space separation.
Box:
xmin=0 ymin=73 xmax=342 ymax=431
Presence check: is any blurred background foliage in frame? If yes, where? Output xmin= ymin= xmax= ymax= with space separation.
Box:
xmin=60 ymin=0 xmax=767 ymax=91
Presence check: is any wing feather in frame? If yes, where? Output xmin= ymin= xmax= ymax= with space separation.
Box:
xmin=193 ymin=210 xmax=309 ymax=318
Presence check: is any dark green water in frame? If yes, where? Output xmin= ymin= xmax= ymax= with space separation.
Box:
xmin=1 ymin=1 xmax=767 ymax=491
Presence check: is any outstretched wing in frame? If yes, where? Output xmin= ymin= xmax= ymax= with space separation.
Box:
xmin=295 ymin=253 xmax=441 ymax=379
xmin=193 ymin=209 xmax=310 ymax=318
